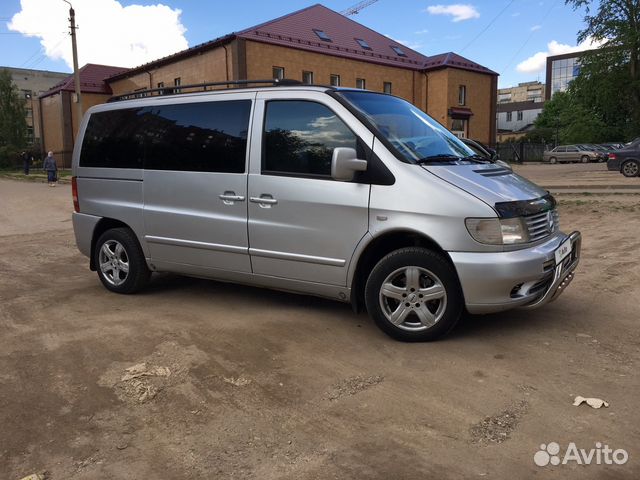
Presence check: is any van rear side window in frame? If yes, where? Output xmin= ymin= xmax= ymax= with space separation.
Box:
xmin=80 ymin=100 xmax=251 ymax=173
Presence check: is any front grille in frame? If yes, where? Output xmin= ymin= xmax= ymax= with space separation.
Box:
xmin=525 ymin=209 xmax=559 ymax=242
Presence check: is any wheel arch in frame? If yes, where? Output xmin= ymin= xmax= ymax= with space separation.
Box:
xmin=349 ymin=229 xmax=459 ymax=312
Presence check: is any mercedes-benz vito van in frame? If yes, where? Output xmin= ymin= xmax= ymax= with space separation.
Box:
xmin=71 ymin=80 xmax=581 ymax=341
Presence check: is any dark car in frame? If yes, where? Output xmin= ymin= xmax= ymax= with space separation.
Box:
xmin=577 ymin=144 xmax=608 ymax=162
xmin=607 ymin=139 xmax=640 ymax=177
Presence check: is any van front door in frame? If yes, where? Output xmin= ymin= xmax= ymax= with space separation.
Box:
xmin=142 ymin=97 xmax=253 ymax=274
xmin=247 ymin=94 xmax=371 ymax=287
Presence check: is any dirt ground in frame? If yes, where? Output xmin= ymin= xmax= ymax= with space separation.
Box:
xmin=0 ymin=177 xmax=639 ymax=479
xmin=512 ymin=162 xmax=640 ymax=188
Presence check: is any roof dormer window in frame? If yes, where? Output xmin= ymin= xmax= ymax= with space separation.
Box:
xmin=313 ymin=29 xmax=332 ymax=42
xmin=355 ymin=38 xmax=372 ymax=50
xmin=390 ymin=45 xmax=407 ymax=57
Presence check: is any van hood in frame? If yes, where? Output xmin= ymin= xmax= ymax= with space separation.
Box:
xmin=421 ymin=163 xmax=548 ymax=206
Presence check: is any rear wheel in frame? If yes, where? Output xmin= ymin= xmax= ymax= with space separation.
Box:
xmin=581 ymin=155 xmax=589 ymax=163
xmin=622 ymin=160 xmax=639 ymax=177
xmin=365 ymin=247 xmax=463 ymax=342
xmin=549 ymin=157 xmax=557 ymax=164
xmin=94 ymin=228 xmax=150 ymax=293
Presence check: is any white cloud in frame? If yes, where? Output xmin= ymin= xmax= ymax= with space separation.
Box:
xmin=530 ymin=25 xmax=542 ymax=31
xmin=8 ymin=0 xmax=188 ymax=69
xmin=516 ymin=37 xmax=606 ymax=73
xmin=511 ymin=12 xmax=521 ymax=17
xmin=415 ymin=28 xmax=429 ymax=35
xmin=425 ymin=4 xmax=480 ymax=22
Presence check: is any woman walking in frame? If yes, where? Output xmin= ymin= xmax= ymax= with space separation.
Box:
xmin=43 ymin=151 xmax=58 ymax=187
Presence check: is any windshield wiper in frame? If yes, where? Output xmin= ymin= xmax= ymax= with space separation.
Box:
xmin=416 ymin=154 xmax=490 ymax=164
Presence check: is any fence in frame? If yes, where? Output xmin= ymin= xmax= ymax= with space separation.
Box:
xmin=496 ymin=143 xmax=549 ymax=163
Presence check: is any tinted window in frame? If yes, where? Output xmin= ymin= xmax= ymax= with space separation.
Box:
xmin=144 ymin=101 xmax=250 ymax=172
xmin=263 ymin=101 xmax=356 ymax=177
xmin=80 ymin=108 xmax=146 ymax=168
xmin=80 ymin=100 xmax=251 ymax=173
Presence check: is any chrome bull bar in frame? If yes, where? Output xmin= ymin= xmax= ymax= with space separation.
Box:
xmin=521 ymin=231 xmax=582 ymax=310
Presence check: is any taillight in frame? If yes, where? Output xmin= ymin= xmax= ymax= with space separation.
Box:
xmin=608 ymin=153 xmax=617 ymax=160
xmin=71 ymin=176 xmax=80 ymax=212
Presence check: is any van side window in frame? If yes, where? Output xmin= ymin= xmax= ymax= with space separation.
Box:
xmin=263 ymin=100 xmax=356 ymax=177
xmin=79 ymin=100 xmax=251 ymax=173
xmin=144 ymin=101 xmax=251 ymax=173
xmin=80 ymin=108 xmax=145 ymax=168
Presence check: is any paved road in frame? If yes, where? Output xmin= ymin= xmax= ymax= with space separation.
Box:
xmin=1 ymin=179 xmax=638 ymax=479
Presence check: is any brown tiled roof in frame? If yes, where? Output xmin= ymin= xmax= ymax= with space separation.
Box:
xmin=236 ymin=4 xmax=428 ymax=69
xmin=422 ymin=52 xmax=497 ymax=75
xmin=40 ymin=63 xmax=128 ymax=98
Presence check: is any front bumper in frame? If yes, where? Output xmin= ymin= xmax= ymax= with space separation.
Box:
xmin=450 ymin=231 xmax=582 ymax=314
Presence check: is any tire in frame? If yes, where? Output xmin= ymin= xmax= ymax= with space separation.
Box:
xmin=621 ymin=160 xmax=639 ymax=177
xmin=94 ymin=228 xmax=150 ymax=294
xmin=581 ymin=155 xmax=589 ymax=164
xmin=364 ymin=247 xmax=463 ymax=342
xmin=549 ymin=157 xmax=557 ymax=164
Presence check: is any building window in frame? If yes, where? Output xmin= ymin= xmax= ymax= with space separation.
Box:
xmin=458 ymin=85 xmax=466 ymax=106
xmin=174 ymin=77 xmax=181 ymax=93
xmin=383 ymin=82 xmax=392 ymax=94
xmin=330 ymin=74 xmax=341 ymax=87
xmin=157 ymin=82 xmax=165 ymax=95
xmin=302 ymin=71 xmax=314 ymax=84
xmin=506 ymin=112 xmax=513 ymax=122
xmin=356 ymin=78 xmax=366 ymax=89
xmin=517 ymin=111 xmax=523 ymax=121
xmin=313 ymin=29 xmax=332 ymax=42
xmin=355 ymin=38 xmax=372 ymax=50
xmin=390 ymin=45 xmax=407 ymax=57
xmin=451 ymin=119 xmax=467 ymax=138
xmin=272 ymin=66 xmax=284 ymax=80
xmin=498 ymin=93 xmax=511 ymax=103
xmin=25 ymin=108 xmax=33 ymax=118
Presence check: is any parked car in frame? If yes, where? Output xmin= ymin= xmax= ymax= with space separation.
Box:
xmin=543 ymin=145 xmax=599 ymax=163
xmin=607 ymin=138 xmax=640 ymax=177
xmin=600 ymin=143 xmax=624 ymax=151
xmin=460 ymin=138 xmax=512 ymax=170
xmin=576 ymin=144 xmax=608 ymax=162
xmin=71 ymin=80 xmax=581 ymax=342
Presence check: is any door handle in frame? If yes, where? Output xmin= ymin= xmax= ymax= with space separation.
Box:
xmin=219 ymin=192 xmax=245 ymax=205
xmin=249 ymin=195 xmax=278 ymax=207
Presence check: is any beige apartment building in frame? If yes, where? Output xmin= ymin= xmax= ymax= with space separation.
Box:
xmin=2 ymin=66 xmax=68 ymax=145
xmin=497 ymin=81 xmax=545 ymax=104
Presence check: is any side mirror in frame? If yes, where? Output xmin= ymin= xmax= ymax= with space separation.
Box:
xmin=331 ymin=147 xmax=367 ymax=182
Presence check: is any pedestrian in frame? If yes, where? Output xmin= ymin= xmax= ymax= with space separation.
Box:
xmin=42 ymin=151 xmax=58 ymax=187
xmin=21 ymin=151 xmax=30 ymax=175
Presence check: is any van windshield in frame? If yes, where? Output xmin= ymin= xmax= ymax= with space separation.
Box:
xmin=337 ymin=91 xmax=477 ymax=164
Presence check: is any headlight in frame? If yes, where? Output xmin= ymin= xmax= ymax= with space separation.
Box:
xmin=465 ymin=217 xmax=530 ymax=245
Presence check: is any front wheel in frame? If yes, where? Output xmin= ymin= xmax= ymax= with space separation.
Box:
xmin=622 ymin=160 xmax=639 ymax=177
xmin=549 ymin=157 xmax=557 ymax=164
xmin=581 ymin=155 xmax=589 ymax=163
xmin=94 ymin=228 xmax=150 ymax=294
xmin=364 ymin=247 xmax=463 ymax=342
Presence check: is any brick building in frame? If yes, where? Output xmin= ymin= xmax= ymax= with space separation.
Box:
xmin=107 ymin=4 xmax=498 ymax=144
xmin=39 ymin=63 xmax=127 ymax=167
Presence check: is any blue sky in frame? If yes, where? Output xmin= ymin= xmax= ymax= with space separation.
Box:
xmin=1 ymin=0 xmax=591 ymax=87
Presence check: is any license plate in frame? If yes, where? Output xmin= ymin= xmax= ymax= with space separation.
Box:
xmin=555 ymin=238 xmax=572 ymax=264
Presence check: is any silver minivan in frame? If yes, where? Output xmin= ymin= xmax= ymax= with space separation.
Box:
xmin=71 ymin=82 xmax=581 ymax=341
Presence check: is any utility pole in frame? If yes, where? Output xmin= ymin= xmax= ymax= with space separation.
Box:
xmin=63 ymin=0 xmax=82 ymax=128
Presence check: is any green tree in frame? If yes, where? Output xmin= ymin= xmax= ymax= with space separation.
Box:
xmin=566 ymin=0 xmax=640 ymax=135
xmin=0 ymin=69 xmax=28 ymax=167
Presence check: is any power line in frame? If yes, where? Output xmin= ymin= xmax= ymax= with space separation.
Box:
xmin=460 ymin=0 xmax=517 ymax=53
